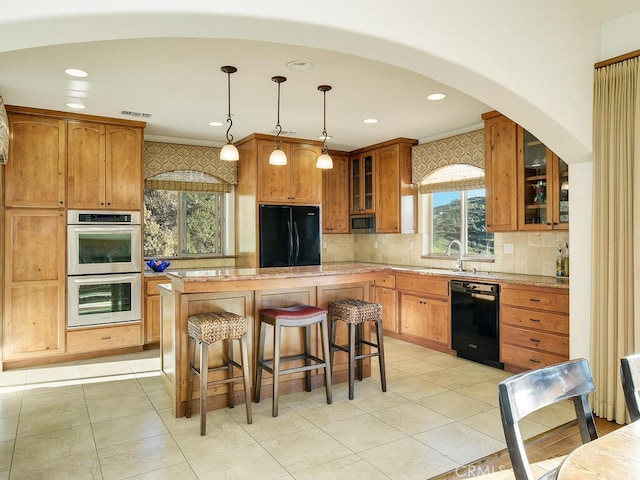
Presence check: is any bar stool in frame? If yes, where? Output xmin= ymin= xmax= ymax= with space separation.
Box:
xmin=186 ymin=311 xmax=252 ymax=435
xmin=255 ymin=305 xmax=333 ymax=417
xmin=328 ymin=300 xmax=386 ymax=400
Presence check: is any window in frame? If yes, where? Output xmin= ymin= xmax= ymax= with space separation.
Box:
xmin=144 ymin=189 xmax=226 ymax=257
xmin=431 ymin=189 xmax=494 ymax=256
xmin=420 ymin=164 xmax=493 ymax=257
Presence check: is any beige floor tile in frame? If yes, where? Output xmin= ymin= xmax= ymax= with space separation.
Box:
xmin=17 ymin=407 xmax=91 ymax=437
xmin=320 ymin=413 xmax=406 ymax=453
xmin=289 ymin=396 xmax=367 ymax=426
xmin=418 ymin=390 xmax=495 ymax=421
xmin=12 ymin=425 xmax=95 ymax=467
xmin=231 ymin=404 xmax=315 ymax=442
xmin=78 ymin=359 xmax=133 ymax=378
xmin=82 ymin=377 xmax=145 ymax=400
xmin=19 ymin=386 xmax=86 ymax=416
xmin=92 ymin=410 xmax=168 ymax=449
xmin=125 ymin=462 xmax=198 ymax=480
xmin=452 ymin=363 xmax=511 ymax=382
xmin=293 ymin=454 xmax=389 ymax=480
xmin=380 ymin=365 xmax=412 ymax=382
xmin=86 ymin=392 xmax=155 ymax=423
xmin=388 ymin=358 xmax=445 ymax=376
xmin=98 ymin=433 xmax=186 ymax=480
xmin=260 ymin=427 xmax=351 ymax=473
xmin=422 ymin=352 xmax=472 ymax=368
xmin=171 ymin=409 xmax=256 ymax=461
xmin=415 ymin=421 xmax=506 ymax=465
xmin=359 ymin=436 xmax=458 ymax=479
xmin=454 ymin=381 xmax=501 ymax=407
xmin=190 ymin=443 xmax=288 ymax=480
xmin=419 ymin=368 xmax=480 ymax=389
xmin=145 ymin=386 xmax=173 ymax=410
xmin=460 ymin=408 xmax=506 ymax=442
xmin=386 ymin=375 xmax=449 ymax=400
xmin=8 ymin=450 xmax=101 ymax=480
xmin=333 ymin=383 xmax=408 ymax=413
xmin=0 ymin=369 xmax=27 ymax=389
xmin=0 ymin=439 xmax=13 ymax=473
xmin=371 ymin=401 xmax=453 ymax=435
xmin=136 ymin=371 xmax=167 ymax=392
xmin=0 ymin=396 xmax=22 ymax=419
xmin=25 ymin=364 xmax=81 ymax=385
xmin=0 ymin=417 xmax=17 ymax=442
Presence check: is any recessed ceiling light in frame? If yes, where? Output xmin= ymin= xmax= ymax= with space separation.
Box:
xmin=427 ymin=93 xmax=447 ymax=101
xmin=209 ymin=121 xmax=224 ymax=127
xmin=65 ymin=68 xmax=88 ymax=78
xmin=363 ymin=118 xmax=378 ymax=124
xmin=286 ymin=60 xmax=313 ymax=72
xmin=66 ymin=102 xmax=85 ymax=110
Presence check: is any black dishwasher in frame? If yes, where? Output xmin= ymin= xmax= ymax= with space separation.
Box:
xmin=450 ymin=280 xmax=503 ymax=370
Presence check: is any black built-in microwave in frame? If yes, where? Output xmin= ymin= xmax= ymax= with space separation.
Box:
xmin=350 ymin=214 xmax=375 ymax=233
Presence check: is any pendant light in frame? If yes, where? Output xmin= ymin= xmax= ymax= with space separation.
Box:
xmin=316 ymin=85 xmax=333 ymax=169
xmin=269 ymin=76 xmax=287 ymax=166
xmin=219 ymin=66 xmax=239 ymax=161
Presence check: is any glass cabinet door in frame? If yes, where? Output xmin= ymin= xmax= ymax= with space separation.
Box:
xmin=350 ymin=152 xmax=375 ymax=213
xmin=351 ymin=157 xmax=361 ymax=212
xmin=363 ymin=154 xmax=374 ymax=211
xmin=555 ymin=157 xmax=569 ymax=227
xmin=522 ymin=130 xmax=549 ymax=226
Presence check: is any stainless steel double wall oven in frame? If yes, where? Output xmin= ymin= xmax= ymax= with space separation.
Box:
xmin=67 ymin=210 xmax=142 ymax=328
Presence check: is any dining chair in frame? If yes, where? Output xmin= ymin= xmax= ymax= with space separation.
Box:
xmin=620 ymin=353 xmax=640 ymax=422
xmin=498 ymin=358 xmax=599 ymax=480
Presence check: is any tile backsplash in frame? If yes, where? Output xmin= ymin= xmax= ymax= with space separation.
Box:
xmin=322 ymin=231 xmax=569 ymax=277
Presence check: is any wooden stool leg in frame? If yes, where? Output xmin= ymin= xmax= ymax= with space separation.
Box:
xmin=186 ymin=336 xmax=195 ymax=418
xmin=254 ymin=320 xmax=266 ymax=403
xmin=348 ymin=323 xmax=356 ymax=400
xmin=320 ymin=315 xmax=333 ymax=405
xmin=305 ymin=324 xmax=312 ymax=392
xmin=329 ymin=318 xmax=337 ymax=376
xmin=240 ymin=336 xmax=253 ymax=424
xmin=199 ymin=340 xmax=209 ymax=436
xmin=376 ymin=320 xmax=387 ymax=392
xmin=226 ymin=338 xmax=235 ymax=409
xmin=272 ymin=322 xmax=281 ymax=417
xmin=356 ymin=322 xmax=364 ymax=382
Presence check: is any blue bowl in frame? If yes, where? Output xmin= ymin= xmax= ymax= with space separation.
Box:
xmin=147 ymin=260 xmax=171 ymax=272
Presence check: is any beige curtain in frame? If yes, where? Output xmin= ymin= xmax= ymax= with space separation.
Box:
xmin=591 ymin=56 xmax=640 ymax=424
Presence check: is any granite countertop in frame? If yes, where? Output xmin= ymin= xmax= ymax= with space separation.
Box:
xmin=150 ymin=261 xmax=568 ymax=289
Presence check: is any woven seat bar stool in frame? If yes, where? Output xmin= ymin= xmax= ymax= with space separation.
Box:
xmin=255 ymin=305 xmax=333 ymax=417
xmin=186 ymin=311 xmax=252 ymax=435
xmin=329 ymin=300 xmax=386 ymax=400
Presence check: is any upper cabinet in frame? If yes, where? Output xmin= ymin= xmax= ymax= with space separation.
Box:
xmin=349 ymin=138 xmax=417 ymax=233
xmin=322 ymin=152 xmax=350 ymax=233
xmin=518 ymin=128 xmax=569 ymax=230
xmin=482 ymin=111 xmax=518 ymax=232
xmin=482 ymin=111 xmax=568 ymax=232
xmin=5 ymin=113 xmax=66 ymax=208
xmin=68 ymin=121 xmax=143 ymax=210
xmin=257 ymin=138 xmax=322 ymax=204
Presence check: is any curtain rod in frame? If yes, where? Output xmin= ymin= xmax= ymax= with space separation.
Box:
xmin=594 ymin=49 xmax=640 ymax=69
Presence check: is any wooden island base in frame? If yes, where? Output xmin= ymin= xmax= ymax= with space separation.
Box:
xmin=159 ymin=263 xmax=390 ymax=418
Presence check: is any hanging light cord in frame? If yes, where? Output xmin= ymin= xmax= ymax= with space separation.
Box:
xmin=272 ymin=76 xmax=286 ymax=150
xmin=321 ymin=89 xmax=328 ymax=154
xmin=225 ymin=72 xmax=234 ymax=143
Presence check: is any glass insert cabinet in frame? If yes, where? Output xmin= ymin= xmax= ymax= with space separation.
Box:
xmin=350 ymin=151 xmax=375 ymax=213
xmin=518 ymin=128 xmax=569 ymax=230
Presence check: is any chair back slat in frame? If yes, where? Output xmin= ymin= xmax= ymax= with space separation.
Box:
xmin=621 ymin=353 xmax=640 ymax=422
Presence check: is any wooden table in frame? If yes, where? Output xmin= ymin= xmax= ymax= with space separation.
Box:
xmin=557 ymin=421 xmax=640 ymax=479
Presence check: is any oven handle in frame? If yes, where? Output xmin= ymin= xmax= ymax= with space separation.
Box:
xmin=70 ymin=274 xmax=139 ymax=283
xmin=69 ymin=226 xmax=140 ymax=233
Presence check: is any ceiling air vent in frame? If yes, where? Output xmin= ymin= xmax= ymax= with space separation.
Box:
xmin=120 ymin=110 xmax=153 ymax=119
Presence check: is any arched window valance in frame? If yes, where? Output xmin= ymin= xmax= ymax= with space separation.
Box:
xmin=145 ymin=170 xmax=231 ymax=193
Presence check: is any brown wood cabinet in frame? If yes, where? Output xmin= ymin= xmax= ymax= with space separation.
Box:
xmin=256 ymin=138 xmax=322 ymax=204
xmin=5 ymin=112 xmax=66 ymax=208
xmin=500 ymin=284 xmax=569 ymax=372
xmin=3 ymin=209 xmax=67 ymax=362
xmin=144 ymin=276 xmax=168 ymax=344
xmin=322 ymin=152 xmax=350 ymax=233
xmin=68 ymin=120 xmax=143 ymax=210
xmin=349 ymin=138 xmax=417 ymax=233
xmin=373 ymin=274 xmax=397 ymax=333
xmin=482 ymin=111 xmax=518 ymax=232
xmin=68 ymin=324 xmax=142 ymax=354
xmin=396 ymin=274 xmax=450 ymax=349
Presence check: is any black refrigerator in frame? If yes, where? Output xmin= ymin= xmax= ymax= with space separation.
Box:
xmin=259 ymin=205 xmax=321 ymax=267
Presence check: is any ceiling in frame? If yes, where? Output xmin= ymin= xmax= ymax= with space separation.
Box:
xmin=0 ymin=37 xmax=491 ymax=152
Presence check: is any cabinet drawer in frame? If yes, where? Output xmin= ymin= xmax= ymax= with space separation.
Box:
xmin=145 ymin=276 xmax=168 ymax=295
xmin=501 ymin=306 xmax=568 ymax=335
xmin=68 ymin=324 xmax=142 ymax=353
xmin=375 ymin=274 xmax=396 ymax=289
xmin=396 ymin=275 xmax=448 ymax=297
xmin=501 ymin=287 xmax=568 ymax=314
xmin=501 ymin=343 xmax=568 ymax=370
xmin=501 ymin=324 xmax=568 ymax=356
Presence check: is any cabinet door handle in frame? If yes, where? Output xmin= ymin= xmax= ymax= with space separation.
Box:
xmin=529 ymin=298 xmax=541 ymax=303
xmin=101 ymin=336 xmax=112 ymax=340
xmin=530 ymin=358 xmax=541 ymax=364
xmin=529 ymin=338 xmax=541 ymax=343
xmin=529 ymin=318 xmax=541 ymax=323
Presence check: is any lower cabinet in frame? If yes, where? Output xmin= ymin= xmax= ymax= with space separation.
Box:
xmin=373 ymin=274 xmax=397 ymax=333
xmin=396 ymin=274 xmax=451 ymax=349
xmin=500 ymin=284 xmax=569 ymax=372
xmin=144 ymin=276 xmax=168 ymax=344
xmin=68 ymin=324 xmax=142 ymax=354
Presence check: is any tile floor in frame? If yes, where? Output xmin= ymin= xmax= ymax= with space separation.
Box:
xmin=0 ymin=337 xmax=576 ymax=480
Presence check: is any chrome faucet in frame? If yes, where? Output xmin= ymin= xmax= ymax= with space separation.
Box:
xmin=446 ymin=239 xmax=464 ymax=272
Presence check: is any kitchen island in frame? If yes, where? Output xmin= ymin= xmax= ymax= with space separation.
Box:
xmin=159 ymin=262 xmax=390 ymax=417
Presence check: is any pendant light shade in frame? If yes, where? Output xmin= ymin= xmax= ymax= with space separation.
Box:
xmin=316 ymin=85 xmax=333 ymax=169
xmin=269 ymin=76 xmax=287 ymax=166
xmin=220 ymin=65 xmax=239 ymax=161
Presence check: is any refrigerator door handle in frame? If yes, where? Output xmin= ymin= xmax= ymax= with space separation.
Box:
xmin=287 ymin=221 xmax=294 ymax=265
xmin=293 ymin=221 xmax=300 ymax=264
